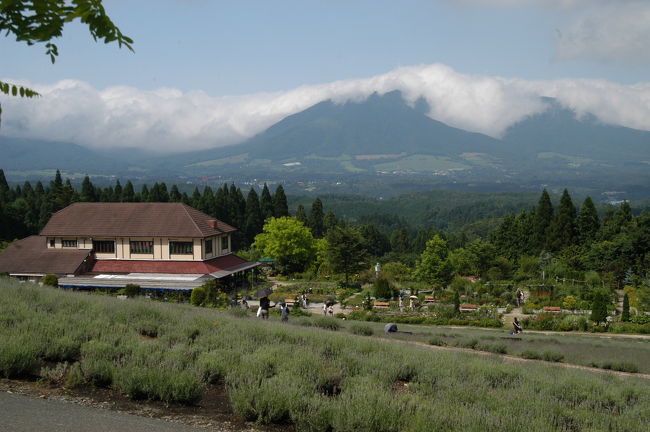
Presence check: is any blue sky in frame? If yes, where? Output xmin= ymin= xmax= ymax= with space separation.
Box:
xmin=2 ymin=0 xmax=650 ymax=152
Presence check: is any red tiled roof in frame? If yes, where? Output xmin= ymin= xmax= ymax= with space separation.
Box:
xmin=40 ymin=203 xmax=236 ymax=238
xmin=89 ymin=254 xmax=252 ymax=275
xmin=0 ymin=236 xmax=91 ymax=275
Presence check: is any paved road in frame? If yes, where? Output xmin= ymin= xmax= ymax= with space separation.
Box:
xmin=0 ymin=391 xmax=222 ymax=432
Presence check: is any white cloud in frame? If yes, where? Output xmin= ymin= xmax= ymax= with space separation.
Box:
xmin=454 ymin=1 xmax=650 ymax=64
xmin=3 ymin=63 xmax=650 ymax=153
xmin=554 ymin=2 xmax=650 ymax=63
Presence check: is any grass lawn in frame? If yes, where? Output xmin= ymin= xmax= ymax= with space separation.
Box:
xmin=2 ymin=278 xmax=649 ymax=432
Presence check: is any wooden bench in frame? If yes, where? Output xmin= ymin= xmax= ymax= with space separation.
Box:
xmin=543 ymin=306 xmax=561 ymax=314
xmin=284 ymin=299 xmax=296 ymax=306
xmin=424 ymin=296 xmax=436 ymax=304
xmin=374 ymin=301 xmax=390 ymax=309
xmin=459 ymin=303 xmax=478 ymax=312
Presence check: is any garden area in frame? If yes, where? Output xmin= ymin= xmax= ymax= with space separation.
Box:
xmin=2 ymin=279 xmax=650 ymax=431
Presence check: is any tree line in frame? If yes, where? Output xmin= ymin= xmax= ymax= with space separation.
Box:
xmin=0 ymin=169 xmax=288 ymax=249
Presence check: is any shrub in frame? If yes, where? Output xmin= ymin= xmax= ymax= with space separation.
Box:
xmin=349 ymin=324 xmax=373 ymax=336
xmin=476 ymin=342 xmax=508 ymax=354
xmin=42 ymin=274 xmax=58 ymax=287
xmin=428 ymin=336 xmax=446 ymax=346
xmin=124 ymin=284 xmax=141 ymax=298
xmin=520 ymin=350 xmax=542 ymax=360
xmin=114 ymin=366 xmax=204 ymax=405
xmin=312 ymin=317 xmax=341 ymax=331
xmin=541 ymin=351 xmax=564 ymax=362
xmin=40 ymin=362 xmax=69 ymax=385
xmin=190 ymin=286 xmax=207 ymax=306
xmin=0 ymin=336 xmax=40 ymax=378
xmin=600 ymin=361 xmax=639 ymax=373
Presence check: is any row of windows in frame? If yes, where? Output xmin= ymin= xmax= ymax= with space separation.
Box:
xmin=52 ymin=238 xmax=228 ymax=255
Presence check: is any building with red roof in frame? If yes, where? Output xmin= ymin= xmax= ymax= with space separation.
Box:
xmin=0 ymin=203 xmax=259 ymax=291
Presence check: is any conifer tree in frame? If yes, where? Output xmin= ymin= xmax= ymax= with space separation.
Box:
xmin=296 ymin=204 xmax=307 ymax=225
xmin=323 ymin=210 xmax=338 ymax=234
xmin=390 ymin=227 xmax=412 ymax=254
xmin=114 ymin=180 xmax=123 ymax=202
xmin=326 ymin=225 xmax=367 ymax=285
xmin=244 ymin=188 xmax=263 ymax=245
xmin=260 ymin=183 xmax=274 ymax=220
xmin=199 ymin=186 xmax=214 ymax=215
xmin=533 ymin=189 xmax=553 ymax=251
xmin=309 ymin=198 xmax=325 ymax=238
xmin=0 ymin=169 xmax=10 ymax=203
xmin=272 ymin=184 xmax=289 ymax=217
xmin=169 ymin=184 xmax=181 ymax=202
xmin=191 ymin=186 xmax=201 ymax=209
xmin=577 ymin=196 xmax=599 ymax=245
xmin=546 ymin=189 xmax=577 ymax=251
xmin=215 ymin=185 xmax=229 ymax=222
xmin=122 ymin=181 xmax=135 ymax=202
xmin=80 ymin=175 xmax=97 ymax=202
xmin=140 ymin=184 xmax=149 ymax=203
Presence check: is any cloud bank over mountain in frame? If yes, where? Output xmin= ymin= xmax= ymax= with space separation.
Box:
xmin=3 ymin=63 xmax=650 ymax=153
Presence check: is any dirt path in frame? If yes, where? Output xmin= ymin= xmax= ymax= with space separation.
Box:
xmin=444 ymin=325 xmax=650 ymax=339
xmin=377 ymin=336 xmax=650 ymax=380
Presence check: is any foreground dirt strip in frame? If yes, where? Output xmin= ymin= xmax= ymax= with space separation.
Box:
xmin=378 ymin=336 xmax=650 ymax=380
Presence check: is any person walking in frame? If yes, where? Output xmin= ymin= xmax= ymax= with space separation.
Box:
xmin=281 ymin=303 xmax=290 ymax=322
xmin=259 ymin=296 xmax=271 ymax=320
xmin=241 ymin=298 xmax=249 ymax=311
xmin=399 ymin=296 xmax=404 ymax=313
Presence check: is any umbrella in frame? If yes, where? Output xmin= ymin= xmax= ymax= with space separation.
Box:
xmin=242 ymin=295 xmax=252 ymax=300
xmin=409 ymin=295 xmax=418 ymax=299
xmin=255 ymin=287 xmax=273 ymax=298
xmin=325 ymin=300 xmax=336 ymax=307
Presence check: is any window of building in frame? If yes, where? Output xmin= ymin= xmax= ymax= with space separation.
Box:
xmin=221 ymin=236 xmax=229 ymax=251
xmin=49 ymin=239 xmax=55 ymax=248
xmin=130 ymin=240 xmax=153 ymax=254
xmin=205 ymin=239 xmax=213 ymax=255
xmin=93 ymin=240 xmax=115 ymax=254
xmin=170 ymin=241 xmax=193 ymax=255
xmin=62 ymin=239 xmax=77 ymax=248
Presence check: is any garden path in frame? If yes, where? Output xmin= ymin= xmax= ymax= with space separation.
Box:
xmin=378 ymin=336 xmax=650 ymax=380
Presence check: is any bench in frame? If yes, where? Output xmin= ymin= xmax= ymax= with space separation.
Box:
xmin=459 ymin=303 xmax=478 ymax=312
xmin=374 ymin=301 xmax=390 ymax=309
xmin=543 ymin=306 xmax=561 ymax=314
xmin=284 ymin=299 xmax=296 ymax=306
xmin=424 ymin=296 xmax=436 ymax=304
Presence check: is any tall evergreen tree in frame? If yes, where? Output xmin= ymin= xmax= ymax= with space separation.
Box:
xmin=191 ymin=186 xmax=201 ymax=209
xmin=113 ymin=180 xmax=123 ymax=202
xmin=0 ymin=169 xmax=10 ymax=203
xmin=546 ymin=189 xmax=577 ymax=251
xmin=215 ymin=184 xmax=230 ymax=223
xmin=140 ymin=184 xmax=149 ymax=202
xmin=577 ymin=196 xmax=599 ymax=245
xmin=309 ymin=198 xmax=324 ymax=238
xmin=323 ymin=210 xmax=338 ymax=234
xmin=360 ymin=224 xmax=391 ymax=257
xmin=390 ymin=227 xmax=412 ymax=254
xmin=260 ymin=183 xmax=274 ymax=220
xmin=296 ymin=204 xmax=307 ymax=225
xmin=169 ymin=184 xmax=181 ymax=202
xmin=80 ymin=175 xmax=97 ymax=202
xmin=122 ymin=181 xmax=135 ymax=202
xmin=533 ymin=189 xmax=554 ymax=251
xmin=198 ymin=186 xmax=214 ymax=215
xmin=244 ymin=188 xmax=263 ymax=245
xmin=326 ymin=225 xmax=367 ymax=285
xmin=272 ymin=184 xmax=289 ymax=217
